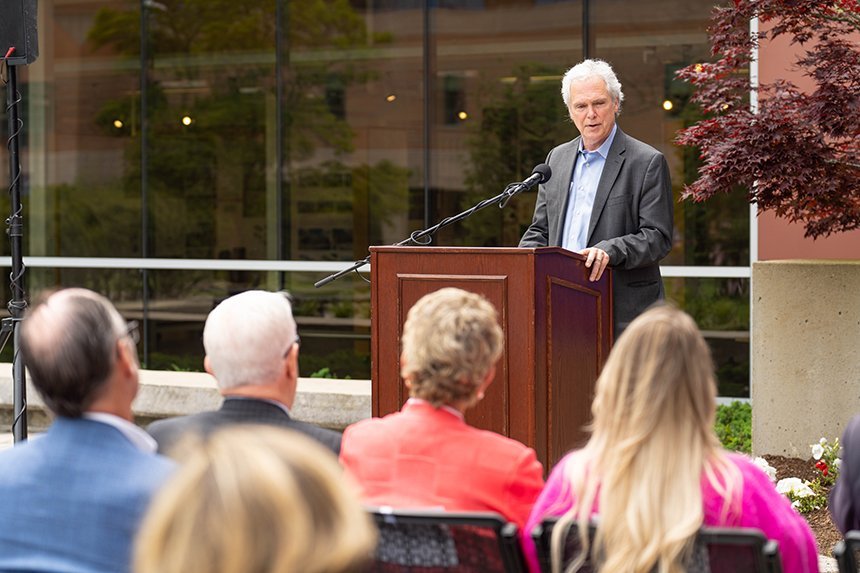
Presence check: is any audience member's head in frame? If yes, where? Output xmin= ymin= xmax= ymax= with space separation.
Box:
xmin=555 ymin=304 xmax=737 ymax=573
xmin=134 ymin=426 xmax=375 ymax=573
xmin=591 ymin=303 xmax=718 ymax=454
xmin=400 ymin=287 xmax=503 ymax=410
xmin=203 ymin=290 xmax=299 ymax=402
xmin=20 ymin=288 xmax=140 ymax=419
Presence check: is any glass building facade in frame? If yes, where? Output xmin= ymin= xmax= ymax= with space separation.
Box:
xmin=0 ymin=0 xmax=751 ymax=394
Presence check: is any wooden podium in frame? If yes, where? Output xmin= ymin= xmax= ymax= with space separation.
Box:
xmin=370 ymin=246 xmax=612 ymax=470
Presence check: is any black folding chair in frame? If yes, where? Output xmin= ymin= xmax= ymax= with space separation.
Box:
xmin=531 ymin=516 xmax=783 ymax=573
xmin=367 ymin=507 xmax=527 ymax=573
xmin=834 ymin=530 xmax=860 ymax=573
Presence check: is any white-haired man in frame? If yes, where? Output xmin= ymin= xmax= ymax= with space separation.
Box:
xmin=147 ymin=290 xmax=341 ymax=454
xmin=519 ymin=58 xmax=674 ymax=337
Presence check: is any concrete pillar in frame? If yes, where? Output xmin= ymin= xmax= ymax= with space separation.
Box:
xmin=752 ymin=260 xmax=860 ymax=456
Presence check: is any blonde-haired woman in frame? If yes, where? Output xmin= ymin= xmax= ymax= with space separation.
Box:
xmin=134 ymin=426 xmax=376 ymax=573
xmin=523 ymin=305 xmax=818 ymax=573
xmin=340 ymin=287 xmax=544 ymax=530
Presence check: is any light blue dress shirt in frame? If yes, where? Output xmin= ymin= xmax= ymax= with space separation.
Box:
xmin=561 ymin=124 xmax=618 ymax=252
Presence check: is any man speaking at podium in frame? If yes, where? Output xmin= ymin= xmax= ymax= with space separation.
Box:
xmin=519 ymin=59 xmax=674 ymax=337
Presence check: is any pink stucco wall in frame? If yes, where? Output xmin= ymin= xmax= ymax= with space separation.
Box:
xmin=756 ymin=23 xmax=860 ymax=260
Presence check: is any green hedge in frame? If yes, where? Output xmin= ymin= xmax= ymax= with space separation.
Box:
xmin=715 ymin=401 xmax=752 ymax=454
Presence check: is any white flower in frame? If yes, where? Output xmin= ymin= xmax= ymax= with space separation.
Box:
xmin=752 ymin=457 xmax=777 ymax=483
xmin=835 ymin=458 xmax=842 ymax=469
xmin=820 ymin=437 xmax=827 ymax=445
xmin=776 ymin=477 xmax=815 ymax=498
xmin=811 ymin=443 xmax=824 ymax=460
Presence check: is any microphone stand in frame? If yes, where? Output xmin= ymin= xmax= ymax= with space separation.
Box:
xmin=315 ymin=179 xmax=532 ymax=288
xmin=2 ymin=57 xmax=28 ymax=442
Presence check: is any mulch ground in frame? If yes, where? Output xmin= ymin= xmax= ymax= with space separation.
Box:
xmin=764 ymin=455 xmax=841 ymax=557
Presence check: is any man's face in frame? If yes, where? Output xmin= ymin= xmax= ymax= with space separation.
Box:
xmin=567 ymin=76 xmax=619 ymax=151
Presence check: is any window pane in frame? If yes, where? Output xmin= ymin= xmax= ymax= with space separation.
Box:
xmin=591 ymin=0 xmax=750 ymax=267
xmin=432 ymin=0 xmax=584 ymax=247
xmin=24 ymin=0 xmax=142 ymax=258
xmin=146 ymin=270 xmax=370 ymax=378
xmin=664 ymin=276 xmax=750 ymax=397
xmin=286 ymin=0 xmax=422 ymax=261
xmin=139 ymin=1 xmax=277 ymax=260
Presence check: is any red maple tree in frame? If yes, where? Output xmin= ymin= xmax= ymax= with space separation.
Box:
xmin=676 ymin=0 xmax=860 ymax=238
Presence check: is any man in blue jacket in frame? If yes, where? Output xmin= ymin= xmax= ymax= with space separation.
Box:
xmin=0 ymin=288 xmax=174 ymax=573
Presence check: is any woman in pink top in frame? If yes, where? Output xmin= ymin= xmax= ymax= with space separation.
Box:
xmin=523 ymin=305 xmax=818 ymax=573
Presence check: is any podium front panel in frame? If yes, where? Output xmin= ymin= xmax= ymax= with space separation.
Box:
xmin=393 ymin=274 xmax=509 ymax=435
xmin=370 ymin=246 xmax=611 ymax=471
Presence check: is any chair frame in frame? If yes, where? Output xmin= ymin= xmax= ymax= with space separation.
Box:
xmin=367 ymin=506 xmax=527 ymax=573
xmin=532 ymin=516 xmax=783 ymax=573
xmin=833 ymin=530 xmax=860 ymax=573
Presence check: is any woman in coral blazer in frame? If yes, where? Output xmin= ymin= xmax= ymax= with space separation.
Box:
xmin=339 ymin=288 xmax=544 ymax=531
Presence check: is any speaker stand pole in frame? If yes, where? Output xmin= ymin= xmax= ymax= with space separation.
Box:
xmin=3 ymin=60 xmax=28 ymax=443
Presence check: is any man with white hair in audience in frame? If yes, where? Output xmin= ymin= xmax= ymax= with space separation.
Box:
xmin=147 ymin=290 xmax=341 ymax=454
xmin=0 ymin=288 xmax=174 ymax=573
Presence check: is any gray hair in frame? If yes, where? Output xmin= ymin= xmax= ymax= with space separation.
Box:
xmin=20 ymin=288 xmax=129 ymax=417
xmin=561 ymin=59 xmax=624 ymax=113
xmin=203 ymin=290 xmax=298 ymax=390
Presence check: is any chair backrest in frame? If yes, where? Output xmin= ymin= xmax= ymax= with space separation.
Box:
xmin=367 ymin=507 xmax=526 ymax=573
xmin=834 ymin=530 xmax=860 ymax=573
xmin=532 ymin=517 xmax=783 ymax=573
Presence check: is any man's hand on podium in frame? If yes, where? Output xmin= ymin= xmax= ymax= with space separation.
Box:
xmin=580 ymin=247 xmax=610 ymax=282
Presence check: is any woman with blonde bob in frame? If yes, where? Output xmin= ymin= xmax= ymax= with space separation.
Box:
xmin=523 ymin=305 xmax=818 ymax=573
xmin=340 ymin=287 xmax=544 ymax=530
xmin=134 ymin=426 xmax=376 ymax=573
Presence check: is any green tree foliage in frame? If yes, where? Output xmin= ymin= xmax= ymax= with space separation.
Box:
xmin=458 ymin=64 xmax=571 ymax=247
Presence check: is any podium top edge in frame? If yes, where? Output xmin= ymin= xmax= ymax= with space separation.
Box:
xmin=368 ymin=246 xmax=586 ymax=260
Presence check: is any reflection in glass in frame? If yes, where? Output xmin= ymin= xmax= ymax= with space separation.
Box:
xmin=145 ymin=270 xmax=370 ymax=378
xmin=20 ymin=267 xmax=144 ymax=364
xmin=6 ymin=0 xmax=753 ymax=392
xmin=590 ymin=0 xmax=749 ymax=267
xmin=22 ymin=1 xmax=142 ymax=258
xmin=432 ymin=0 xmax=583 ymax=247
xmin=664 ymin=277 xmax=750 ymax=397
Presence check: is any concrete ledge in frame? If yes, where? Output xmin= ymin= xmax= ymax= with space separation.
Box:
xmin=752 ymin=260 xmax=860 ymax=456
xmin=0 ymin=364 xmax=372 ymax=432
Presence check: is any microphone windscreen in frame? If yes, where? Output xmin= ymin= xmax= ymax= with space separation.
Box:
xmin=532 ymin=163 xmax=552 ymax=184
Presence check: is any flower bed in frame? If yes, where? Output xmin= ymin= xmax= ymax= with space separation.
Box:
xmin=759 ymin=438 xmax=842 ymax=556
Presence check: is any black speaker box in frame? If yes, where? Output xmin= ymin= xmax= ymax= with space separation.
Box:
xmin=0 ymin=0 xmax=39 ymax=65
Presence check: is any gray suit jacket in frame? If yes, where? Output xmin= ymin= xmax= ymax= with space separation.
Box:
xmin=519 ymin=128 xmax=674 ymax=336
xmin=147 ymin=397 xmax=342 ymax=455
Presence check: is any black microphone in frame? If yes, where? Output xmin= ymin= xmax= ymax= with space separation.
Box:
xmin=499 ymin=163 xmax=552 ymax=207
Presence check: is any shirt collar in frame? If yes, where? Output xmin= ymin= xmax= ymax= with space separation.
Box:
xmin=224 ymin=395 xmax=291 ymax=416
xmin=578 ymin=123 xmax=617 ymax=159
xmin=406 ymin=397 xmax=465 ymax=421
xmin=82 ymin=412 xmax=158 ymax=453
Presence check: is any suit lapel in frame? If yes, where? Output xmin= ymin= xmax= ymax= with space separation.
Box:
xmin=586 ymin=128 xmax=626 ymax=245
xmin=551 ymin=137 xmax=581 ymax=246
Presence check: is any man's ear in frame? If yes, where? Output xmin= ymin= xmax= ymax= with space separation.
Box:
xmin=115 ymin=338 xmax=138 ymax=377
xmin=284 ymin=343 xmax=299 ymax=380
xmin=203 ymin=355 xmax=214 ymax=376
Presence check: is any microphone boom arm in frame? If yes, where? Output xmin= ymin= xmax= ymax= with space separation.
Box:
xmin=314 ymin=164 xmax=551 ymax=288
